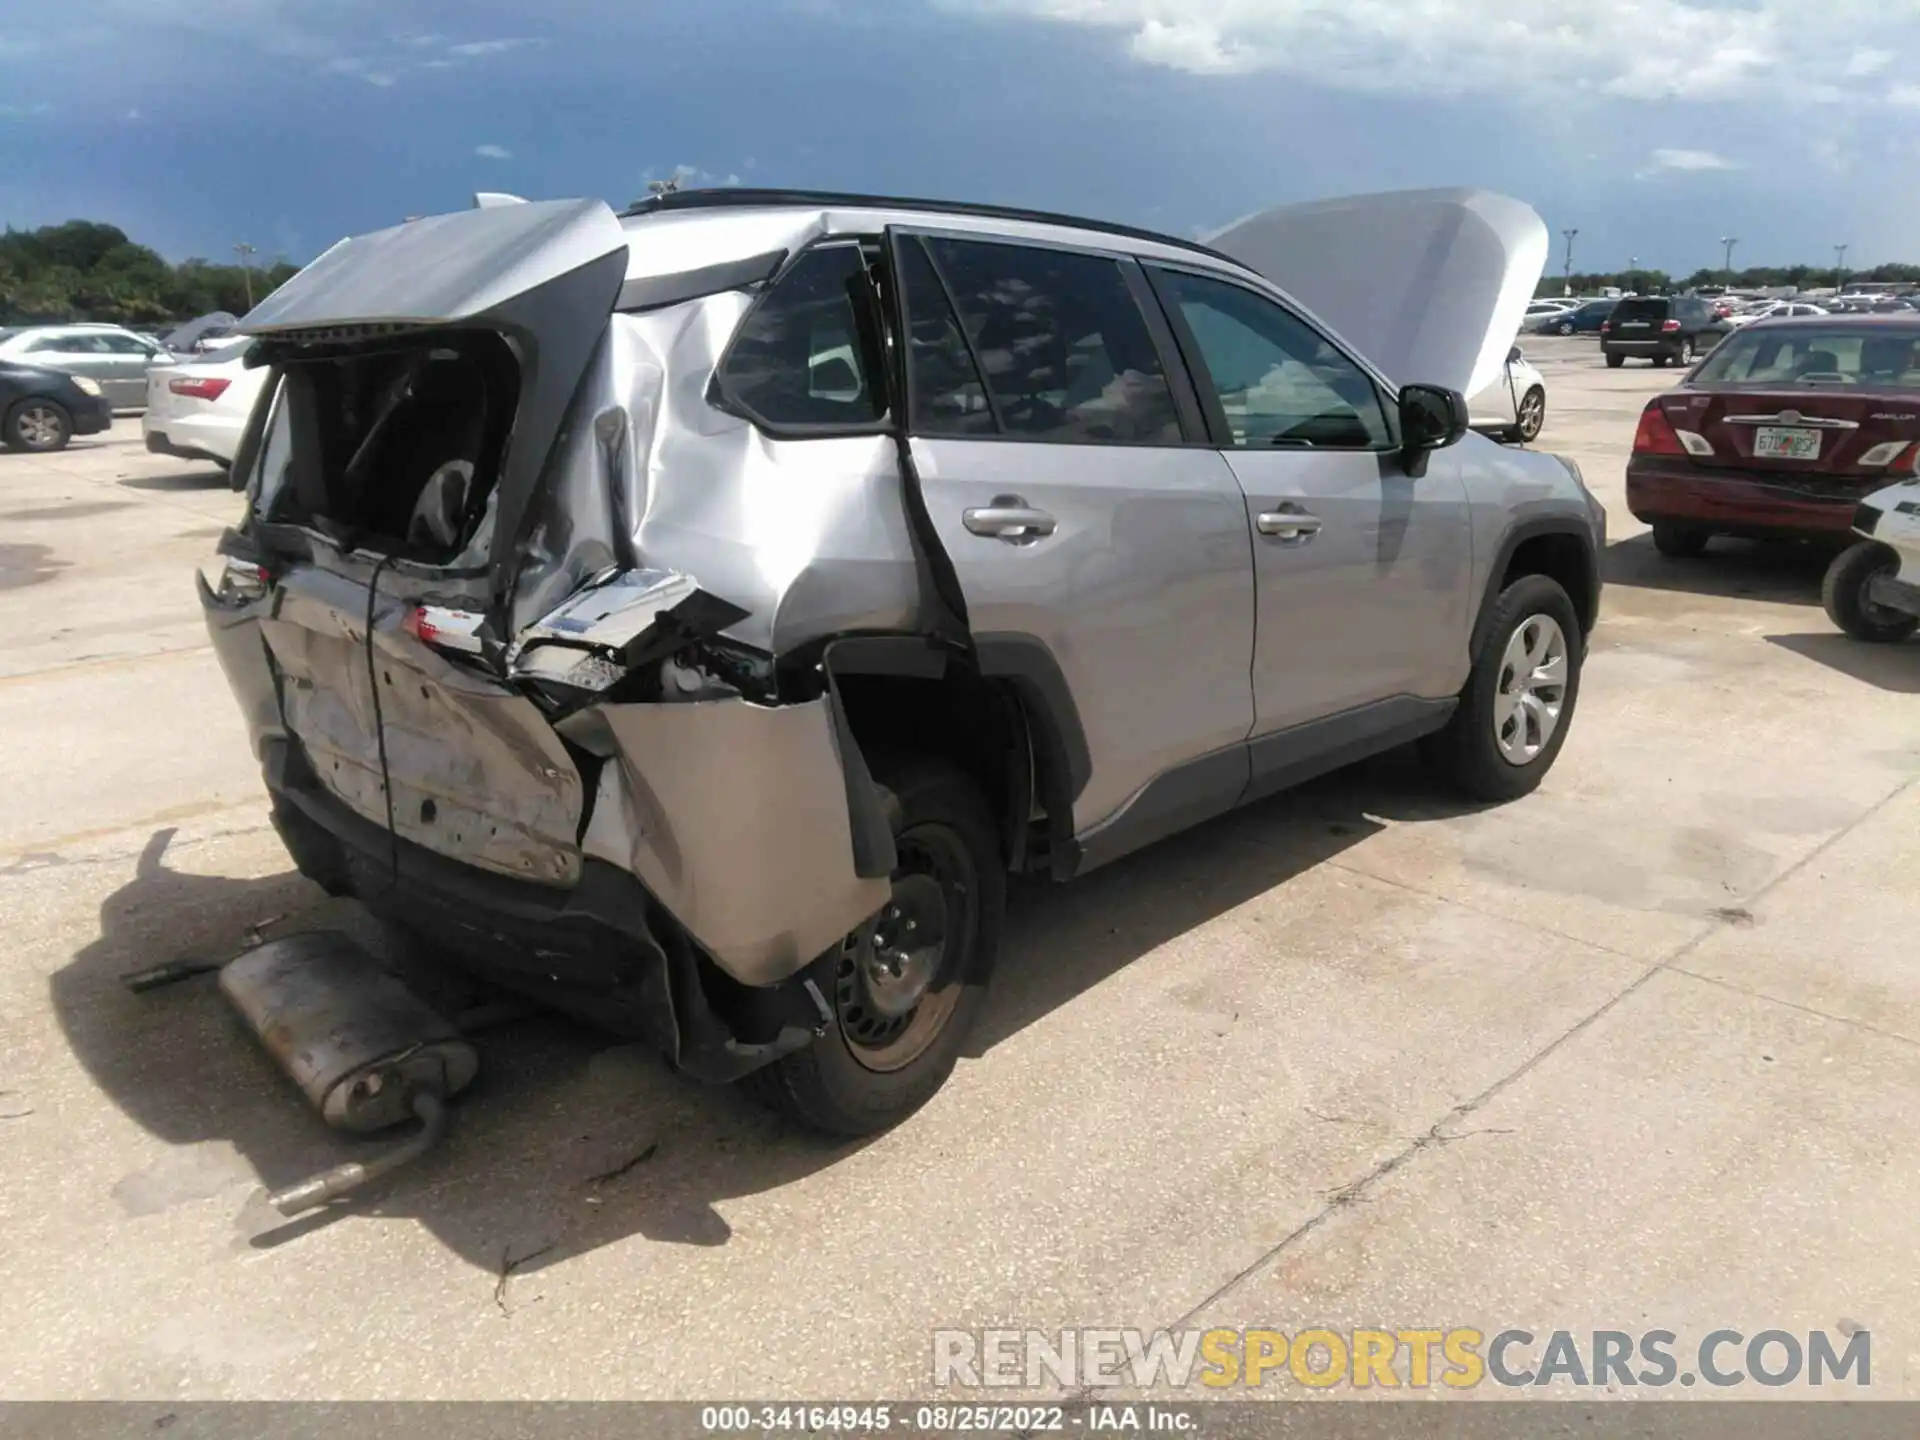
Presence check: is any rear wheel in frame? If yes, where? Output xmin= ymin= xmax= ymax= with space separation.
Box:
xmin=1555 ymin=320 xmax=1575 ymax=336
xmin=1651 ymin=522 xmax=1710 ymax=558
xmin=4 ymin=398 xmax=72 ymax=452
xmin=1677 ymin=337 xmax=1696 ymax=365
xmin=1823 ymin=541 xmax=1919 ymax=643
xmin=1605 ymin=352 xmax=1625 ymax=369
xmin=745 ymin=756 xmax=1004 ymax=1136
xmin=1508 ymin=387 xmax=1546 ymax=443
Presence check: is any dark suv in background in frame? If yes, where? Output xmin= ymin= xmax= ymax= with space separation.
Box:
xmin=1602 ymin=296 xmax=1719 ymax=369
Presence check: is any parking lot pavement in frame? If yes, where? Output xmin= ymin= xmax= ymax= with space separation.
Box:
xmin=1 ymin=352 xmax=1914 ymax=1400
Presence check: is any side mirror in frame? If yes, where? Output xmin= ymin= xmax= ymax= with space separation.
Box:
xmin=1507 ymin=344 xmax=1523 ymax=364
xmin=1398 ymin=383 xmax=1468 ymax=459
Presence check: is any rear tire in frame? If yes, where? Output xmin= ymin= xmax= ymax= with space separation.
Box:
xmin=1605 ymin=353 xmax=1625 ymax=369
xmin=1555 ymin=320 xmax=1575 ymax=336
xmin=1823 ymin=541 xmax=1919 ymax=643
xmin=1677 ymin=338 xmax=1696 ymax=365
xmin=1425 ymin=574 xmax=1584 ymax=804
xmin=1651 ymin=522 xmax=1710 ymax=558
xmin=744 ymin=755 xmax=1005 ymax=1136
xmin=1507 ymin=387 xmax=1546 ymax=444
xmin=4 ymin=398 xmax=72 ymax=452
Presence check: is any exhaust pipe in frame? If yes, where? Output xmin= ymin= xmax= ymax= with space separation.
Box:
xmin=219 ymin=932 xmax=478 ymax=1217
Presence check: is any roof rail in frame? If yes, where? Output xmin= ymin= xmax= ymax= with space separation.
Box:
xmin=620 ymin=186 xmax=1241 ymax=266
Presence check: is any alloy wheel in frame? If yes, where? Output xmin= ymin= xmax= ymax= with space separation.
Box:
xmin=16 ymin=404 xmax=66 ymax=450
xmin=1516 ymin=390 xmax=1544 ymax=440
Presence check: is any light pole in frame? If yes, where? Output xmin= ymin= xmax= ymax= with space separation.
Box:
xmin=1719 ymin=235 xmax=1738 ymax=286
xmin=233 ymin=242 xmax=257 ymax=309
xmin=1561 ymin=228 xmax=1578 ymax=295
xmin=1628 ymin=256 xmax=1639 ymax=293
xmin=1834 ymin=243 xmax=1849 ymax=291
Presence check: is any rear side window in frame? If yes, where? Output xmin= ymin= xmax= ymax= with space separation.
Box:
xmin=717 ymin=244 xmax=885 ymax=430
xmin=1611 ymin=299 xmax=1670 ymax=323
xmin=913 ymin=236 xmax=1182 ymax=445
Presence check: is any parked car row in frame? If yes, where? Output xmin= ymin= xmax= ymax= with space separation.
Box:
xmin=0 ymin=314 xmax=260 ymax=456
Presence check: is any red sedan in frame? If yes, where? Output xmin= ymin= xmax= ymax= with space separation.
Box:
xmin=1626 ymin=315 xmax=1920 ymax=556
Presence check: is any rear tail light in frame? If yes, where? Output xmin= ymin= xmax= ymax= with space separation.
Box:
xmin=1632 ymin=401 xmax=1687 ymax=457
xmin=1661 ymin=319 xmax=1682 ymax=332
xmin=1859 ymin=440 xmax=1920 ymax=471
xmin=170 ymin=375 xmax=231 ymax=401
xmin=1600 ymin=322 xmax=1611 ymax=334
xmin=196 ymin=554 xmax=268 ymax=604
xmin=402 ymin=604 xmax=487 ymax=655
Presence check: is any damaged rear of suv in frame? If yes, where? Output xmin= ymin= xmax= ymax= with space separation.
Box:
xmin=202 ymin=187 xmax=1603 ymax=1135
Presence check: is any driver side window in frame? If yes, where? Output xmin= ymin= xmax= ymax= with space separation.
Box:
xmin=1152 ymin=268 xmax=1390 ymax=450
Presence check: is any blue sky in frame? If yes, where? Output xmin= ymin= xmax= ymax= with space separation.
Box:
xmin=4 ymin=0 xmax=1918 ymax=276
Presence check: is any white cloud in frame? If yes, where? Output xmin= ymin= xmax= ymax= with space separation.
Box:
xmin=942 ymin=0 xmax=1916 ymax=103
xmin=0 ymin=101 xmax=53 ymax=118
xmin=1644 ymin=147 xmax=1739 ymax=173
xmin=1890 ymin=84 xmax=1920 ymax=106
xmin=447 ymin=37 xmax=538 ymax=57
xmin=474 ymin=143 xmax=512 ymax=159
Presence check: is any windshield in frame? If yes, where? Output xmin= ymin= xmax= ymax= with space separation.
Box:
xmin=1689 ymin=326 xmax=1920 ymax=389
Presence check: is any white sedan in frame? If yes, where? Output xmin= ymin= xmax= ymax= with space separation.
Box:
xmin=141 ymin=340 xmax=267 ymax=467
xmin=1467 ymin=343 xmax=1548 ymax=443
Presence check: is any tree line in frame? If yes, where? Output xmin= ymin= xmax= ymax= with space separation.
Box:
xmin=0 ymin=220 xmax=303 ymax=326
xmin=1539 ymin=262 xmax=1920 ymax=298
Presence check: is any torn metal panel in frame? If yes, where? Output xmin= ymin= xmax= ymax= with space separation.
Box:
xmin=570 ymin=696 xmax=890 ymax=987
xmin=197 ymin=581 xmax=284 ymax=761
xmin=258 ymin=565 xmax=586 ymax=886
xmin=238 ymin=198 xmax=627 ymax=334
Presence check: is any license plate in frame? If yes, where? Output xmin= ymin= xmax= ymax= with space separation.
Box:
xmin=1754 ymin=426 xmax=1821 ymax=460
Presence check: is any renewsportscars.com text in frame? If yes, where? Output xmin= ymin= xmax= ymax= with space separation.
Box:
xmin=932 ymin=1327 xmax=1870 ymax=1391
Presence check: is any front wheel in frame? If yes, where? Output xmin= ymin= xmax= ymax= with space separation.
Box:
xmin=1823 ymin=541 xmax=1919 ymax=643
xmin=744 ymin=756 xmax=1005 ymax=1135
xmin=1555 ymin=320 xmax=1575 ymax=336
xmin=5 ymin=398 xmax=72 ymax=452
xmin=1425 ymin=575 xmax=1584 ymax=803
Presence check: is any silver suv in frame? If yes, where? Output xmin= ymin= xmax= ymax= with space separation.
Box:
xmin=201 ymin=188 xmax=1605 ymax=1134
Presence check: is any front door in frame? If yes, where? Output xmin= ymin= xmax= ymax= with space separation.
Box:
xmin=885 ymin=228 xmax=1257 ymax=838
xmin=1142 ymin=264 xmax=1473 ymax=742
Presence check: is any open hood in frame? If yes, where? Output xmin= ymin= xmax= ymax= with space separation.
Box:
xmin=1204 ymin=188 xmax=1548 ymax=399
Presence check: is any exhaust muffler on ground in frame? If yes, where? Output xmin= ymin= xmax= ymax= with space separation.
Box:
xmin=218 ymin=932 xmax=478 ymax=1217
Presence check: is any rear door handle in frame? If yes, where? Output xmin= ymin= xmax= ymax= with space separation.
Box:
xmin=964 ymin=499 xmax=1057 ymax=542
xmin=1256 ymin=510 xmax=1323 ymax=543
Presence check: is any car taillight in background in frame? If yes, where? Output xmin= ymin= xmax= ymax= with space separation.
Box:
xmin=1661 ymin=319 xmax=1682 ymax=332
xmin=170 ymin=376 xmax=231 ymax=401
xmin=1632 ymin=401 xmax=1685 ymax=456
xmin=1600 ymin=322 xmax=1611 ymax=334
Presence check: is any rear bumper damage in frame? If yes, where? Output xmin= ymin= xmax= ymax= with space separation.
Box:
xmin=201 ymin=563 xmax=895 ymax=1083
xmin=1626 ymin=462 xmax=1869 ymax=538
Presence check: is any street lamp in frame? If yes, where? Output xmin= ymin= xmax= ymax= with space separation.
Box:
xmin=1628 ymin=256 xmax=1639 ymax=293
xmin=1719 ymin=235 xmax=1738 ymax=285
xmin=233 ymin=241 xmax=257 ymax=309
xmin=1834 ymin=243 xmax=1849 ymax=291
xmin=1561 ymin=228 xmax=1578 ymax=295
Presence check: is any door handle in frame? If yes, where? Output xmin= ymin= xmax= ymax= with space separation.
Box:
xmin=964 ymin=499 xmax=1057 ymax=542
xmin=1256 ymin=510 xmax=1323 ymax=543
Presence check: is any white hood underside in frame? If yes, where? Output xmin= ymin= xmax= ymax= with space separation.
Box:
xmin=1204 ymin=188 xmax=1549 ymax=400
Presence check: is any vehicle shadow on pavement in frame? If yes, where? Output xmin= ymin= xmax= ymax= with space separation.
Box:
xmin=1601 ymin=531 xmax=1834 ymax=606
xmin=1764 ymin=632 xmax=1920 ymax=693
xmin=51 ymin=755 xmax=1483 ymax=1275
xmin=118 ymin=468 xmax=229 ymax=492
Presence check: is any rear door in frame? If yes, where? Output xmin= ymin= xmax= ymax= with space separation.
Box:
xmin=94 ymin=331 xmax=162 ymax=405
xmin=885 ymin=227 xmax=1257 ymax=836
xmin=1678 ymin=327 xmax=1920 ymax=480
xmin=1141 ymin=262 xmax=1473 ymax=743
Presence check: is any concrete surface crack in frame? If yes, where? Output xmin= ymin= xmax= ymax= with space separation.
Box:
xmin=1092 ymin=772 xmax=1920 ymax=1404
xmin=493 ymin=1241 xmax=556 ymax=1316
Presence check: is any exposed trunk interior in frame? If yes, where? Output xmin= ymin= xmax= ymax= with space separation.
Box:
xmin=260 ymin=330 xmax=520 ymax=564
